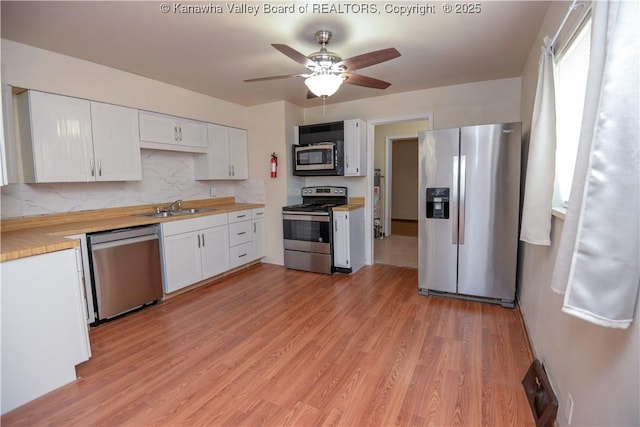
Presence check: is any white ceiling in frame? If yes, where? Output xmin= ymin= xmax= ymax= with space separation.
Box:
xmin=1 ymin=1 xmax=550 ymax=107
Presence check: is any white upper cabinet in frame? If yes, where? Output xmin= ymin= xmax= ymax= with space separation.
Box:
xmin=17 ymin=91 xmax=94 ymax=182
xmin=194 ymin=124 xmax=248 ymax=180
xmin=90 ymin=101 xmax=142 ymax=181
xmin=16 ymin=91 xmax=142 ymax=183
xmin=344 ymin=119 xmax=367 ymax=176
xmin=228 ymin=127 xmax=248 ymax=179
xmin=138 ymin=111 xmax=208 ymax=152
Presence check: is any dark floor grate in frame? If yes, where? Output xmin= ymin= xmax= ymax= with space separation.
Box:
xmin=522 ymin=359 xmax=559 ymax=427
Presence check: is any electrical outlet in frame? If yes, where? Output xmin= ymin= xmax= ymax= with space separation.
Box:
xmin=566 ymin=393 xmax=574 ymax=425
xmin=209 ymin=187 xmax=216 ymax=197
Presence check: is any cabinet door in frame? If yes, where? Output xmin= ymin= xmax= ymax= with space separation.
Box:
xmin=200 ymin=225 xmax=230 ymax=279
xmin=228 ymin=127 xmax=248 ymax=179
xmin=344 ymin=119 xmax=366 ymax=176
xmin=25 ymin=91 xmax=93 ymax=182
xmin=230 ymin=242 xmax=253 ymax=269
xmin=161 ymin=230 xmax=202 ymax=293
xmin=252 ymin=218 xmax=266 ymax=260
xmin=139 ymin=111 xmax=178 ymax=145
xmin=90 ymin=102 xmax=142 ymax=181
xmin=1 ymin=249 xmax=89 ymax=413
xmin=179 ymin=119 xmax=208 ymax=148
xmin=333 ymin=211 xmax=350 ymax=268
xmin=199 ymin=123 xmax=230 ymax=179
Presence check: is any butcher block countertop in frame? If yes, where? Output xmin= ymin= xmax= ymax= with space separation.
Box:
xmin=0 ymin=197 xmax=264 ymax=262
xmin=332 ymin=197 xmax=365 ymax=212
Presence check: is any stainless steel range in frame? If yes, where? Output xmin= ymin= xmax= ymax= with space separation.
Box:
xmin=282 ymin=186 xmax=348 ymax=274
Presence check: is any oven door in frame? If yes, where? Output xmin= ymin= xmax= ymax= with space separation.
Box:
xmin=283 ymin=213 xmax=333 ymax=274
xmin=283 ymin=213 xmax=332 ymax=253
xmin=293 ymin=143 xmax=343 ymax=176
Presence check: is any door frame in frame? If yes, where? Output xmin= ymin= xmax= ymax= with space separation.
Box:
xmin=365 ymin=113 xmax=433 ymax=265
xmin=385 ymin=136 xmax=419 ymax=237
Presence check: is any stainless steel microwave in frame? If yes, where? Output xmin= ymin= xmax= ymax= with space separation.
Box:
xmin=292 ymin=141 xmax=344 ymax=176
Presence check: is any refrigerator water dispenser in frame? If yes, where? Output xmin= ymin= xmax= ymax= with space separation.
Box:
xmin=426 ymin=187 xmax=450 ymax=219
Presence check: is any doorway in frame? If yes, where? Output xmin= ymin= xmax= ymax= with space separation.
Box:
xmin=371 ymin=119 xmax=430 ymax=268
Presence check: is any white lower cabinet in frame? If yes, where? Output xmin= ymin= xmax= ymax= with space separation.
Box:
xmin=332 ymin=208 xmax=365 ymax=273
xmin=252 ymin=208 xmax=266 ymax=260
xmin=1 ymin=248 xmax=90 ymax=414
xmin=228 ymin=209 xmax=253 ymax=268
xmin=160 ymin=214 xmax=229 ymax=293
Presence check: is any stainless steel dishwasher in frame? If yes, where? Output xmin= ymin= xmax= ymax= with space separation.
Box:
xmin=88 ymin=225 xmax=163 ymax=323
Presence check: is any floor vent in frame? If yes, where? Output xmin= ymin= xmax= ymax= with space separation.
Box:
xmin=522 ymin=359 xmax=558 ymax=427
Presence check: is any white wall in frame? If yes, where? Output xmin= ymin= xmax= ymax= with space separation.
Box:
xmin=301 ymin=77 xmax=521 ymax=198
xmin=1 ymin=40 xmax=246 ymax=127
xmin=0 ymin=40 xmax=263 ymax=218
xmin=247 ymin=101 xmax=303 ymax=265
xmin=518 ymin=2 xmax=640 ymax=426
xmin=304 ymin=77 xmax=522 ymax=129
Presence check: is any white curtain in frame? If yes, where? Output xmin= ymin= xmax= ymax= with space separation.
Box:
xmin=551 ymin=0 xmax=640 ymax=329
xmin=520 ymin=37 xmax=557 ymax=246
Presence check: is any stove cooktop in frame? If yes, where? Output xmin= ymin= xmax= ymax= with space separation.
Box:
xmin=282 ymin=202 xmax=344 ymax=213
xmin=282 ymin=186 xmax=348 ymax=214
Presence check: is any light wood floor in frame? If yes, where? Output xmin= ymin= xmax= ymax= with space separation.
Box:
xmin=2 ymin=264 xmax=534 ymax=426
xmin=374 ymin=235 xmax=418 ymax=268
xmin=391 ymin=219 xmax=419 ymax=237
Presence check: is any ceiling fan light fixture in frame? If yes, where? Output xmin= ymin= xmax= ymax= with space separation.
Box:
xmin=305 ymin=71 xmax=344 ymax=97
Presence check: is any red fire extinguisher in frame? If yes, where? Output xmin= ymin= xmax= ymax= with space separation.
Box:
xmin=270 ymin=152 xmax=278 ymax=178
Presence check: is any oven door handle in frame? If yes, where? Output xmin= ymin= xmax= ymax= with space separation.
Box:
xmin=283 ymin=214 xmax=330 ymax=222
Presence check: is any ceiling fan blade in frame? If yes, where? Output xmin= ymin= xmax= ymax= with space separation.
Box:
xmin=244 ymin=73 xmax=307 ymax=82
xmin=271 ymin=44 xmax=314 ymax=68
xmin=343 ymin=72 xmax=391 ymax=89
xmin=338 ymin=48 xmax=401 ymax=71
xmin=306 ymin=90 xmax=318 ymax=99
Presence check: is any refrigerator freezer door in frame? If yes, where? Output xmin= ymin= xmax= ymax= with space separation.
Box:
xmin=418 ymin=128 xmax=459 ymax=294
xmin=457 ymin=123 xmax=521 ymax=301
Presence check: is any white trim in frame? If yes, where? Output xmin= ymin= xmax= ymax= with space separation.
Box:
xmin=365 ymin=113 xmax=434 ymax=265
xmin=384 ymin=134 xmax=421 ymax=236
xmin=552 ymin=206 xmax=567 ymax=220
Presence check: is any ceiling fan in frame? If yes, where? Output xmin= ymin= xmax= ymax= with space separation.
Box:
xmin=244 ymin=30 xmax=401 ymax=99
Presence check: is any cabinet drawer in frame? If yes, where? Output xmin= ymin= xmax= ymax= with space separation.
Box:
xmin=229 ymin=242 xmax=253 ymax=269
xmin=252 ymin=208 xmax=265 ymax=219
xmin=229 ymin=220 xmax=252 ymax=246
xmin=228 ymin=209 xmax=252 ymax=224
xmin=161 ymin=214 xmax=227 ymax=237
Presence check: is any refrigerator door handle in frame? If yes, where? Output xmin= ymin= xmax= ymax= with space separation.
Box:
xmin=459 ymin=155 xmax=467 ymax=245
xmin=452 ymin=156 xmax=459 ymax=244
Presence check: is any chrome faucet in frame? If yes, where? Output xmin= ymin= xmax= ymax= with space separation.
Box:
xmin=164 ymin=199 xmax=182 ymax=212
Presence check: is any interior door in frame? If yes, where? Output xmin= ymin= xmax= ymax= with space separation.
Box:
xmin=418 ymin=128 xmax=459 ymax=293
xmin=457 ymin=123 xmax=521 ymax=301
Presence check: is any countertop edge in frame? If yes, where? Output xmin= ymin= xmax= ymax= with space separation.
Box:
xmin=1 ymin=201 xmax=265 ymax=262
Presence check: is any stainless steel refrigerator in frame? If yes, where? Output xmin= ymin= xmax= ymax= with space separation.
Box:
xmin=418 ymin=123 xmax=521 ymax=307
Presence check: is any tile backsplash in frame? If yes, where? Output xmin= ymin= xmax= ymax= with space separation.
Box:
xmin=0 ymin=150 xmax=265 ymax=218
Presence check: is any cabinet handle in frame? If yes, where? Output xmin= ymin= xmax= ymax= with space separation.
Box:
xmin=197 ymin=234 xmax=201 ymax=248
xmin=89 ymin=159 xmax=95 ymax=177
xmin=228 ymin=165 xmax=232 ymax=176
xmin=178 ymin=126 xmax=183 ymax=142
xmin=239 ymin=253 xmax=247 ymax=258
xmin=237 ymin=214 xmax=247 ymax=218
xmin=201 ymin=233 xmax=205 ymax=247
xmin=232 ymin=165 xmax=235 ymax=176
xmin=98 ymin=160 xmax=102 ymax=177
xmin=238 ymin=231 xmax=246 ymax=236
xmin=335 ymin=220 xmax=338 ymax=232
xmin=254 ymin=223 xmax=256 ymax=233
xmin=174 ymin=126 xmax=179 ymax=142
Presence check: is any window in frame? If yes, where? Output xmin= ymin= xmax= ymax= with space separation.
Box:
xmin=554 ymin=17 xmax=592 ymax=207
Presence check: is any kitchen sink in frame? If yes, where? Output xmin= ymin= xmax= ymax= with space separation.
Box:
xmin=136 ymin=208 xmax=215 ymax=218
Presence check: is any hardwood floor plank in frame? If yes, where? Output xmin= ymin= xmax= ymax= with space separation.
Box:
xmin=1 ymin=264 xmax=534 ymax=426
